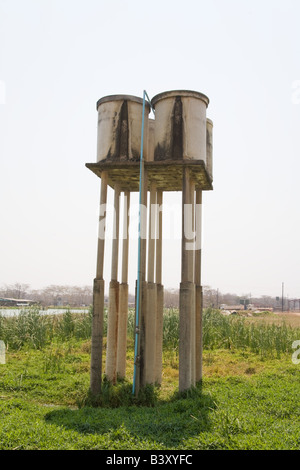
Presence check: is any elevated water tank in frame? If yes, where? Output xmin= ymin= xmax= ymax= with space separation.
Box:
xmin=206 ymin=118 xmax=213 ymax=182
xmin=151 ymin=90 xmax=209 ymax=163
xmin=96 ymin=95 xmax=150 ymax=162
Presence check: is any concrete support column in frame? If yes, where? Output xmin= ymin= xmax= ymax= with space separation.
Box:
xmin=90 ymin=171 xmax=108 ymax=396
xmin=179 ymin=167 xmax=194 ymax=392
xmin=106 ymin=184 xmax=120 ymax=383
xmin=190 ymin=181 xmax=196 ymax=386
xmin=195 ymin=189 xmax=203 ymax=383
xmin=135 ymin=168 xmax=148 ymax=394
xmin=144 ymin=183 xmax=157 ymax=384
xmin=155 ymin=190 xmax=163 ymax=385
xmin=179 ymin=281 xmax=194 ymax=391
xmin=117 ymin=191 xmax=130 ymax=379
xmin=145 ymin=282 xmax=157 ymax=384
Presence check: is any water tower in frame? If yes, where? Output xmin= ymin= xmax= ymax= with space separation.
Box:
xmin=86 ymin=90 xmax=213 ymax=396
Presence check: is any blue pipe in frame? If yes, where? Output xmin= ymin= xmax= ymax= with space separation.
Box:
xmin=132 ymin=90 xmax=153 ymax=395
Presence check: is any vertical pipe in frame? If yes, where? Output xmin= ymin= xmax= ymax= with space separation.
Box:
xmin=155 ymin=190 xmax=163 ymax=385
xmin=195 ymin=189 xmax=203 ymax=383
xmin=117 ymin=191 xmax=130 ymax=379
xmin=106 ymin=184 xmax=120 ymax=383
xmin=90 ymin=171 xmax=108 ymax=396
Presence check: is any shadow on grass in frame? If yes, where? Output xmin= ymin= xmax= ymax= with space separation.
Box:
xmin=44 ymin=381 xmax=216 ymax=448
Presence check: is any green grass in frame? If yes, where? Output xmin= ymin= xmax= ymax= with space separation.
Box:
xmin=0 ymin=308 xmax=300 ymax=449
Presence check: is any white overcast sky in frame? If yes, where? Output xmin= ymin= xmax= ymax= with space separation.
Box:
xmin=0 ymin=0 xmax=300 ymax=298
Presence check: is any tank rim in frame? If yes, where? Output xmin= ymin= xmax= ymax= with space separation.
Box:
xmin=97 ymin=94 xmax=151 ymax=110
xmin=151 ymin=90 xmax=209 ymax=108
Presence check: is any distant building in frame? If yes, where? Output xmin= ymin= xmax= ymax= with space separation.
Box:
xmin=220 ymin=304 xmax=245 ymax=312
xmin=0 ymin=298 xmax=37 ymax=307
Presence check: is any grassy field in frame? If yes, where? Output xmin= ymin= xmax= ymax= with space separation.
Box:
xmin=0 ymin=308 xmax=300 ymax=450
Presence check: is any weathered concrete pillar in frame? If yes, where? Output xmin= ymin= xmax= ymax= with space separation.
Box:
xmin=179 ymin=281 xmax=194 ymax=391
xmin=195 ymin=189 xmax=203 ymax=383
xmin=135 ymin=168 xmax=148 ymax=394
xmin=111 ymin=184 xmax=120 ymax=282
xmin=179 ymin=167 xmax=194 ymax=392
xmin=147 ymin=183 xmax=156 ymax=283
xmin=117 ymin=191 xmax=130 ymax=379
xmin=106 ymin=184 xmax=120 ymax=383
xmin=155 ymin=284 xmax=164 ymax=384
xmin=145 ymin=281 xmax=157 ymax=384
xmin=155 ymin=191 xmax=163 ymax=287
xmin=90 ymin=279 xmax=105 ymax=395
xmin=155 ymin=190 xmax=163 ymax=385
xmin=145 ymin=183 xmax=157 ymax=384
xmin=90 ymin=171 xmax=108 ymax=395
xmin=190 ymin=181 xmax=196 ymax=386
xmin=96 ymin=171 xmax=108 ymax=281
xmin=190 ymin=282 xmax=196 ymax=387
xmin=195 ymin=285 xmax=202 ymax=382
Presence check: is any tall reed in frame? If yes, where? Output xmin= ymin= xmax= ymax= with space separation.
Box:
xmin=1 ymin=307 xmax=299 ymax=360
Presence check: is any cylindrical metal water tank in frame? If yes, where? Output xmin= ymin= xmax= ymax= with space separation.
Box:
xmin=206 ymin=118 xmax=213 ymax=182
xmin=96 ymin=95 xmax=150 ymax=162
xmin=151 ymin=90 xmax=209 ymax=162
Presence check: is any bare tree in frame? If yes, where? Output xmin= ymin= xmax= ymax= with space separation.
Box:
xmin=2 ymin=283 xmax=30 ymax=299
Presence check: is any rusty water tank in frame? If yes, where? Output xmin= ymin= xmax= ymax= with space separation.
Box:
xmin=151 ymin=90 xmax=209 ymax=163
xmin=206 ymin=118 xmax=213 ymax=182
xmin=96 ymin=95 xmax=150 ymax=162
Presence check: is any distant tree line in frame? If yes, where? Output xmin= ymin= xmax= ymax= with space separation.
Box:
xmin=163 ymin=286 xmax=286 ymax=311
xmin=0 ymin=283 xmax=289 ymax=310
xmin=0 ymin=283 xmax=93 ymax=307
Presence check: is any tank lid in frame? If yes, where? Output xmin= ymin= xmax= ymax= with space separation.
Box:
xmin=151 ymin=90 xmax=209 ymax=108
xmin=206 ymin=118 xmax=213 ymax=126
xmin=96 ymin=94 xmax=151 ymax=111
